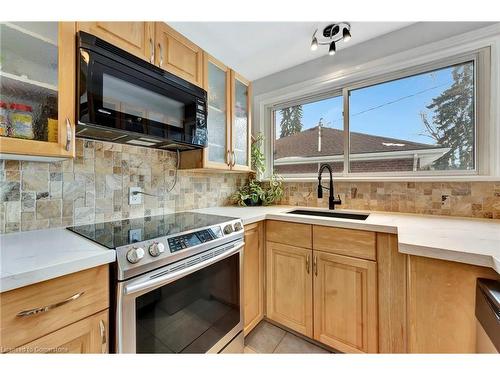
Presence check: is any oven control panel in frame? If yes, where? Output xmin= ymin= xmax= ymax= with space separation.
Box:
xmin=168 ymin=227 xmax=223 ymax=253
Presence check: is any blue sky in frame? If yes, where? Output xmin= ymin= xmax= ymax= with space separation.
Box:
xmin=275 ymin=63 xmax=471 ymax=145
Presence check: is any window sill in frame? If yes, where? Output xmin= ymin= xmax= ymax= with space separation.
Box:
xmin=266 ymin=175 xmax=500 ymax=183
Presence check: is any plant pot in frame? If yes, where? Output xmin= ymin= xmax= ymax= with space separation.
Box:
xmin=244 ymin=198 xmax=262 ymax=207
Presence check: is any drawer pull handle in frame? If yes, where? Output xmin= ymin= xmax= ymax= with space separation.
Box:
xmin=99 ymin=319 xmax=107 ymax=354
xmin=16 ymin=291 xmax=85 ymax=318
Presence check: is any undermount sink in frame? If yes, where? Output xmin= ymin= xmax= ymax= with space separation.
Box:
xmin=287 ymin=209 xmax=369 ymax=221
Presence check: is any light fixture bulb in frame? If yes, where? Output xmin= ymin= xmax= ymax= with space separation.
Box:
xmin=311 ymin=36 xmax=318 ymax=51
xmin=328 ymin=41 xmax=336 ymax=56
xmin=342 ymin=27 xmax=351 ymax=42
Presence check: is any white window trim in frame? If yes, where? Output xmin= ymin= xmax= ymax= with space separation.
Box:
xmin=254 ymin=23 xmax=500 ymax=182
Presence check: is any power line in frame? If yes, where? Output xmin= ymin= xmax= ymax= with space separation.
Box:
xmin=350 ymin=82 xmax=449 ymax=117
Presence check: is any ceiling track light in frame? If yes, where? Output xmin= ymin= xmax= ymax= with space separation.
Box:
xmin=309 ymin=22 xmax=351 ymax=56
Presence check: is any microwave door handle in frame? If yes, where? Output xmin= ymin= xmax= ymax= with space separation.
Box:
xmin=123 ymin=241 xmax=244 ymax=296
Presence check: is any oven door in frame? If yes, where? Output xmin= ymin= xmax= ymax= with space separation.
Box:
xmin=116 ymin=240 xmax=243 ymax=353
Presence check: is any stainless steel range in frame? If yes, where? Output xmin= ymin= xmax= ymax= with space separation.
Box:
xmin=68 ymin=212 xmax=244 ymax=354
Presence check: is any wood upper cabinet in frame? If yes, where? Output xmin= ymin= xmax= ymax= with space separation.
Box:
xmin=155 ymin=23 xmax=203 ymax=87
xmin=179 ymin=58 xmax=252 ymax=172
xmin=229 ymin=71 xmax=252 ymax=171
xmin=11 ymin=310 xmax=109 ymax=354
xmin=0 ymin=22 xmax=76 ymax=160
xmin=77 ymin=22 xmax=154 ymax=62
xmin=243 ymin=222 xmax=264 ymax=335
xmin=266 ymin=241 xmax=313 ymax=337
xmin=313 ymin=251 xmax=378 ymax=353
xmin=202 ymin=53 xmax=232 ymax=170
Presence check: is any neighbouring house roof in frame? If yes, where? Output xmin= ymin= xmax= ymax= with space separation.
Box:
xmin=274 ymin=126 xmax=443 ymax=159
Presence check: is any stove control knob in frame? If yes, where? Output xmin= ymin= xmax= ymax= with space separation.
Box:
xmin=126 ymin=247 xmax=145 ymax=264
xmin=233 ymin=222 xmax=243 ymax=232
xmin=223 ymin=224 xmax=234 ymax=235
xmin=149 ymin=242 xmax=165 ymax=257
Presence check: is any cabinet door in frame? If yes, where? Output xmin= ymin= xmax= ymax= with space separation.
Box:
xmin=243 ymin=222 xmax=264 ymax=335
xmin=77 ymin=22 xmax=154 ymax=63
xmin=230 ymin=71 xmax=251 ymax=171
xmin=10 ymin=310 xmax=108 ymax=354
xmin=155 ymin=23 xmax=203 ymax=87
xmin=0 ymin=22 xmax=75 ymax=159
xmin=408 ymin=256 xmax=499 ymax=353
xmin=203 ymin=53 xmax=231 ymax=169
xmin=313 ymin=251 xmax=378 ymax=353
xmin=266 ymin=242 xmax=313 ymax=337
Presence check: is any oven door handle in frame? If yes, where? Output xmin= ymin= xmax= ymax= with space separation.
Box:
xmin=123 ymin=241 xmax=244 ymax=296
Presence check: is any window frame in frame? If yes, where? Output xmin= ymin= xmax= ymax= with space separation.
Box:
xmin=269 ymin=48 xmax=490 ymax=180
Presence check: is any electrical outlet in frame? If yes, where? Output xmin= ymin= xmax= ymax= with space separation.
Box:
xmin=129 ymin=187 xmax=143 ymax=205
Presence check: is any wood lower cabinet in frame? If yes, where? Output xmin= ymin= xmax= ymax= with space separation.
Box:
xmin=313 ymin=251 xmax=378 ymax=353
xmin=10 ymin=310 xmax=108 ymax=354
xmin=155 ymin=23 xmax=203 ymax=87
xmin=0 ymin=265 xmax=109 ymax=353
xmin=243 ymin=222 xmax=264 ymax=335
xmin=77 ymin=22 xmax=154 ymax=62
xmin=408 ymin=256 xmax=499 ymax=353
xmin=266 ymin=241 xmax=313 ymax=337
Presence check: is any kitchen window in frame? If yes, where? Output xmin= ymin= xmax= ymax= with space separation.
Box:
xmin=270 ymin=49 xmax=490 ymax=179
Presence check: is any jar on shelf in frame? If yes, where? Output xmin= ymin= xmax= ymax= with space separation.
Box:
xmin=9 ymin=103 xmax=34 ymax=140
xmin=0 ymin=101 xmax=10 ymax=137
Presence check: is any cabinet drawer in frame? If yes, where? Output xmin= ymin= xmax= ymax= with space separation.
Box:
xmin=313 ymin=226 xmax=376 ymax=260
xmin=0 ymin=265 xmax=109 ymax=352
xmin=266 ymin=220 xmax=312 ymax=249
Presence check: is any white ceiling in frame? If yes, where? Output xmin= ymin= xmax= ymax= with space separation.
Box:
xmin=168 ymin=22 xmax=415 ymax=80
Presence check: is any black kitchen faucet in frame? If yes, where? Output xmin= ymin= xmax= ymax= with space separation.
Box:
xmin=317 ymin=163 xmax=342 ymax=210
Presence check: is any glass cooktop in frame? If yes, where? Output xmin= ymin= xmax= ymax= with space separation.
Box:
xmin=67 ymin=212 xmax=236 ymax=249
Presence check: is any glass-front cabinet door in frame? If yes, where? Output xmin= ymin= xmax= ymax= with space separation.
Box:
xmin=0 ymin=22 xmax=75 ymax=159
xmin=204 ymin=54 xmax=231 ymax=169
xmin=230 ymin=71 xmax=251 ymax=171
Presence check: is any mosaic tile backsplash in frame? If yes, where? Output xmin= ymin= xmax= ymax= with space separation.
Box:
xmin=279 ymin=181 xmax=500 ymax=219
xmin=0 ymin=139 xmax=247 ymax=234
xmin=1 ymin=138 xmax=500 ymax=235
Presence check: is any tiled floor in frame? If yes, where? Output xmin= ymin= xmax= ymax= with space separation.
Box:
xmin=244 ymin=321 xmax=330 ymax=354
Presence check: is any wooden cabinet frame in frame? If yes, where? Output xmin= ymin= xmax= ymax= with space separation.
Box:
xmin=201 ymin=53 xmax=232 ymax=170
xmin=243 ymin=222 xmax=265 ymax=335
xmin=154 ymin=23 xmax=203 ymax=87
xmin=313 ymin=251 xmax=378 ymax=353
xmin=0 ymin=22 xmax=76 ymax=159
xmin=77 ymin=22 xmax=154 ymax=63
xmin=266 ymin=241 xmax=313 ymax=337
xmin=229 ymin=71 xmax=252 ymax=172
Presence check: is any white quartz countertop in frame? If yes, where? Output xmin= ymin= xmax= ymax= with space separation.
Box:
xmin=192 ymin=205 xmax=500 ymax=274
xmin=0 ymin=228 xmax=115 ymax=293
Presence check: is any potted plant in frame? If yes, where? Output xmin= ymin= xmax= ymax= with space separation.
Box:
xmin=232 ymin=133 xmax=284 ymax=206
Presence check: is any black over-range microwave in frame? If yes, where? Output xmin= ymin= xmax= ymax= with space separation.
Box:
xmin=76 ymin=31 xmax=207 ymax=151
